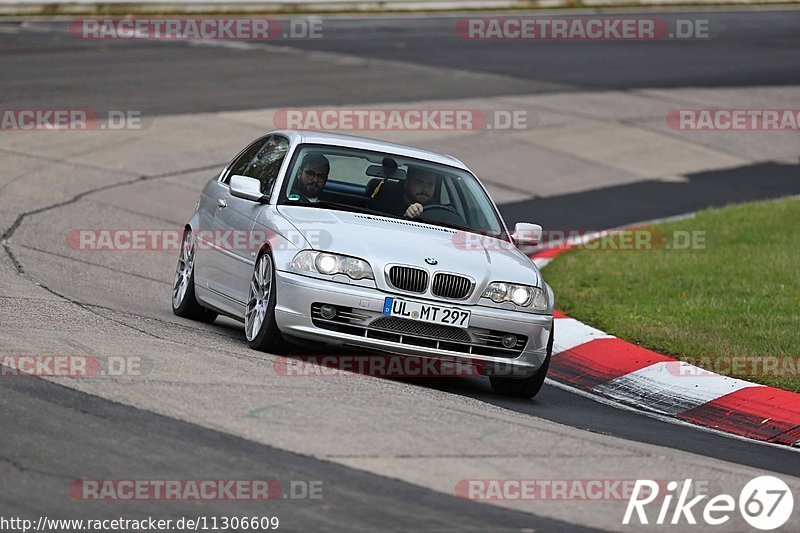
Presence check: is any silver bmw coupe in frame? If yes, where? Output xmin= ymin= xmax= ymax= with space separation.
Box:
xmin=172 ymin=130 xmax=554 ymax=398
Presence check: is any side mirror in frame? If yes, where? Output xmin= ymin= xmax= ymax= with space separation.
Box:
xmin=229 ymin=175 xmax=268 ymax=203
xmin=511 ymin=223 xmax=542 ymax=246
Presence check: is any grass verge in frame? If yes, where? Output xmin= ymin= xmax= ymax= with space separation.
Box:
xmin=544 ymin=197 xmax=800 ymax=391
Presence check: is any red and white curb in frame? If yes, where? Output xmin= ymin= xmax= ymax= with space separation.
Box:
xmin=532 ymin=248 xmax=800 ymax=447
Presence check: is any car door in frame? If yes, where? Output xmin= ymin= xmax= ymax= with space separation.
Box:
xmin=205 ymin=135 xmax=290 ymax=314
xmin=195 ymin=137 xmax=265 ymax=308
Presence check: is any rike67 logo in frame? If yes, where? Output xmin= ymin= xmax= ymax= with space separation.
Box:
xmin=624 ymin=476 xmax=794 ymax=530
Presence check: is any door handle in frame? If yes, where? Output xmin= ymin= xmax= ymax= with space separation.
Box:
xmin=217 ymin=198 xmax=227 ymax=208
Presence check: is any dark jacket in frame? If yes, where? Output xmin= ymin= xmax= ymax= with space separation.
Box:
xmin=371 ymin=181 xmax=410 ymax=217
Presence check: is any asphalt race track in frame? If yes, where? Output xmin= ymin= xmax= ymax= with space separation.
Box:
xmin=1 ymin=9 xmax=800 ymax=531
xmin=2 ymin=11 xmax=800 ymax=114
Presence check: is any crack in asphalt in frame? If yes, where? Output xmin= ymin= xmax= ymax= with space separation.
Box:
xmin=62 ymin=304 xmax=289 ymax=367
xmin=0 ymin=147 xmax=142 ymax=178
xmin=0 ymin=294 xmax=239 ymax=351
xmin=0 ymin=161 xmax=225 ymax=344
xmin=84 ymin=305 xmax=248 ymax=343
xmin=19 ymin=244 xmax=171 ymax=285
xmin=2 ymin=161 xmax=223 ymax=247
xmin=0 ymin=455 xmax=73 ymax=481
xmin=84 ymin=200 xmax=188 ymax=226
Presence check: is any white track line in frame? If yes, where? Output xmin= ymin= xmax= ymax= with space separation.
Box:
xmin=552 ymin=317 xmax=614 ymax=355
xmin=593 ymin=361 xmax=761 ymax=416
xmin=544 ymin=377 xmax=800 ymax=452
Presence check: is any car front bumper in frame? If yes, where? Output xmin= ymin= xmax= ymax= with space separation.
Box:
xmin=273 ymin=270 xmax=553 ymax=377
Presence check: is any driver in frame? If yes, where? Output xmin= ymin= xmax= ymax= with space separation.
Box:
xmin=375 ymin=165 xmax=437 ymax=218
xmin=289 ymin=153 xmax=330 ymax=203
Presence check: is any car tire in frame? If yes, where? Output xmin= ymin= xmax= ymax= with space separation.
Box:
xmin=172 ymin=229 xmax=218 ymax=323
xmin=490 ymin=325 xmax=553 ymax=399
xmin=245 ymin=250 xmax=289 ymax=354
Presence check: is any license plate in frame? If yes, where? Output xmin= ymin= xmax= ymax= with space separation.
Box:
xmin=382 ymin=297 xmax=470 ymax=327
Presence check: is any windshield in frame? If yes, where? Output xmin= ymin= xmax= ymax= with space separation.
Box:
xmin=278 ymin=144 xmax=507 ymax=239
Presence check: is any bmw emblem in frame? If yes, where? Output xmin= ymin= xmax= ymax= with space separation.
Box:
xmin=425 ymin=257 xmax=438 ymax=265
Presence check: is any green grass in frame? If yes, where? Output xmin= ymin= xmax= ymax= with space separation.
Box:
xmin=544 ymin=197 xmax=800 ymax=391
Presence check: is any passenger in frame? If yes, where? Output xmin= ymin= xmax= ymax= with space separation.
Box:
xmin=289 ymin=153 xmax=330 ymax=203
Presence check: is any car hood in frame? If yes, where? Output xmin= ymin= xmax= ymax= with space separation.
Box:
xmin=277 ymin=205 xmax=541 ymax=297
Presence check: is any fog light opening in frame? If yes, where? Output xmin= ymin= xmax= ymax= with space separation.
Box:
xmin=501 ymin=333 xmax=517 ymax=349
xmin=320 ymin=305 xmax=337 ymax=320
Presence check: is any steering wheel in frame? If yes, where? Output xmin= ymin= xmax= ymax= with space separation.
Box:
xmin=420 ymin=204 xmax=466 ymax=226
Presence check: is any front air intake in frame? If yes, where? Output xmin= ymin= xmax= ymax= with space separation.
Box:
xmin=387 ymin=266 xmax=428 ymax=293
xmin=431 ymin=273 xmax=473 ymax=299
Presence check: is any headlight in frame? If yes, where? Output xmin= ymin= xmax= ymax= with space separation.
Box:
xmin=484 ymin=282 xmax=509 ymax=303
xmin=315 ymin=253 xmax=338 ymax=274
xmin=511 ymin=286 xmax=532 ymax=306
xmin=482 ymin=282 xmax=547 ymax=311
xmin=291 ymin=250 xmax=374 ymax=280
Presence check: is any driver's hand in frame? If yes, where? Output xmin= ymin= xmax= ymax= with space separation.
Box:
xmin=404 ymin=203 xmax=423 ymax=218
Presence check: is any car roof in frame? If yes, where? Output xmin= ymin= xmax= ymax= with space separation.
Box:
xmin=269 ymin=129 xmax=470 ymax=171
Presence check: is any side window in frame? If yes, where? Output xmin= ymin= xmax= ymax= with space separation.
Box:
xmin=224 ymin=138 xmax=267 ymax=184
xmin=225 ymin=136 xmax=290 ymax=194
xmin=243 ymin=136 xmax=290 ymax=194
